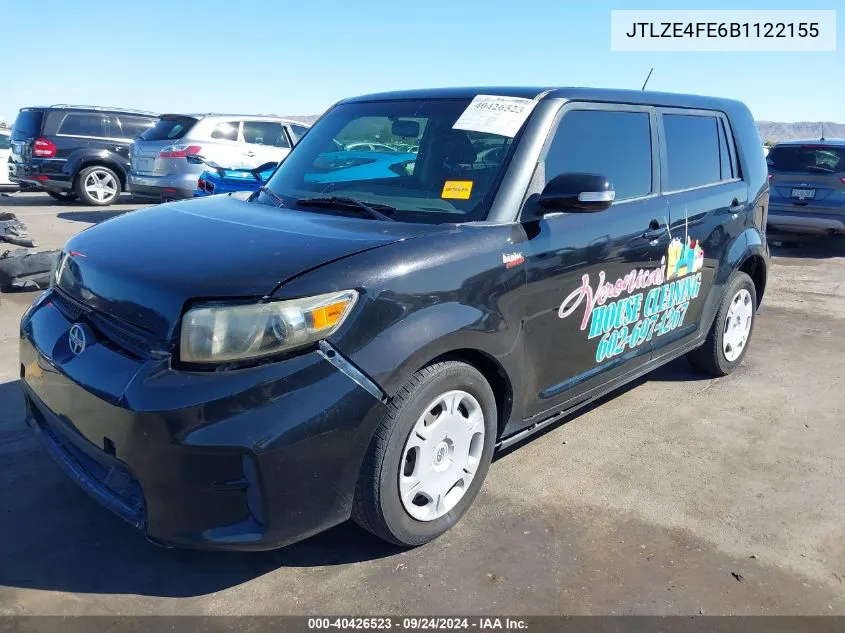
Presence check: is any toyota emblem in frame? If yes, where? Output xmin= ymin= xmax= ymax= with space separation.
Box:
xmin=68 ymin=324 xmax=87 ymax=356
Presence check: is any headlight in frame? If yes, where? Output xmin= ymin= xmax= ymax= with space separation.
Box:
xmin=180 ymin=290 xmax=358 ymax=364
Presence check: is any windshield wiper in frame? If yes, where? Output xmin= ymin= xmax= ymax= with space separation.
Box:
xmin=296 ymin=196 xmax=396 ymax=222
xmin=257 ymin=186 xmax=286 ymax=208
xmin=804 ymin=165 xmax=835 ymax=173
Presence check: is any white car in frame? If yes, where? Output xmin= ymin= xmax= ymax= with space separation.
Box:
xmin=0 ymin=129 xmax=16 ymax=190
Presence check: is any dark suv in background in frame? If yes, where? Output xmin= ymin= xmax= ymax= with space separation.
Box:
xmin=767 ymin=138 xmax=845 ymax=235
xmin=8 ymin=105 xmax=158 ymax=206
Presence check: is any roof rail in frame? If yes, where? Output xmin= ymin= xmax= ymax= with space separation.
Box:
xmin=49 ymin=104 xmax=158 ymax=115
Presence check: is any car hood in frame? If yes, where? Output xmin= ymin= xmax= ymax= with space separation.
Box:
xmin=55 ymin=195 xmax=447 ymax=341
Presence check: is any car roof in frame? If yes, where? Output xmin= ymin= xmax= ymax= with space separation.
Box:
xmin=161 ymin=113 xmax=311 ymax=126
xmin=339 ymin=86 xmax=746 ymax=111
xmin=771 ymin=138 xmax=845 ymax=148
xmin=22 ymin=105 xmax=158 ymax=116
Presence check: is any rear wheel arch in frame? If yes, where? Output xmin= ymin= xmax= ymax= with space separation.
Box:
xmin=72 ymin=157 xmax=127 ymax=188
xmin=737 ymin=253 xmax=767 ymax=306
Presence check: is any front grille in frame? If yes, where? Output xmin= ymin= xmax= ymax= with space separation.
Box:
xmin=28 ymin=398 xmax=145 ymax=526
xmin=51 ymin=288 xmax=161 ymax=359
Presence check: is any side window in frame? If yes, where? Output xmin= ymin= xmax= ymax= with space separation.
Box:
xmin=116 ymin=116 xmax=156 ymax=139
xmin=662 ymin=114 xmax=722 ymax=190
xmin=0 ymin=135 xmax=10 ymax=150
xmin=58 ymin=113 xmax=109 ymax=137
xmin=289 ymin=124 xmax=309 ymax=143
xmin=210 ymin=121 xmax=239 ymax=141
xmin=243 ymin=121 xmax=290 ymax=148
xmin=544 ymin=109 xmax=652 ymax=201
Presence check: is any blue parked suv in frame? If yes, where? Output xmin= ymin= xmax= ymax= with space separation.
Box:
xmin=767 ymin=139 xmax=845 ymax=235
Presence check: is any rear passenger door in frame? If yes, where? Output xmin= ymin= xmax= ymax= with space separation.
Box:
xmin=653 ymin=109 xmax=746 ymax=356
xmin=241 ymin=120 xmax=292 ymax=168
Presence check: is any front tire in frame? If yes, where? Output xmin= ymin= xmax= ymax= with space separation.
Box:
xmin=352 ymin=361 xmax=497 ymax=546
xmin=687 ymin=270 xmax=757 ymax=376
xmin=75 ymin=166 xmax=121 ymax=206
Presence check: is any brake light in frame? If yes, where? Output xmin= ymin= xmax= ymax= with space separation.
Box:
xmin=159 ymin=145 xmax=201 ymax=159
xmin=32 ymin=138 xmax=56 ymax=158
xmin=197 ymin=178 xmax=204 ymax=190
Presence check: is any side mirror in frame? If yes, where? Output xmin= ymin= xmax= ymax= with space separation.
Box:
xmin=537 ymin=173 xmax=615 ymax=213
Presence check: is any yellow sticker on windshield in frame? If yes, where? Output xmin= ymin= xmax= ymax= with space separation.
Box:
xmin=442 ymin=180 xmax=473 ymax=200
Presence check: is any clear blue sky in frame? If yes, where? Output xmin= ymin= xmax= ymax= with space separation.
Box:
xmin=2 ymin=0 xmax=841 ymax=125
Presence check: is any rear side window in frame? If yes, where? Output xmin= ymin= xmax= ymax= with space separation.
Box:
xmin=662 ymin=114 xmax=722 ymax=190
xmin=11 ymin=110 xmax=44 ymax=141
xmin=140 ymin=117 xmax=197 ymax=141
xmin=58 ymin=113 xmax=109 ymax=137
xmin=289 ymin=124 xmax=310 ymax=142
xmin=0 ymin=134 xmax=10 ymax=150
xmin=243 ymin=121 xmax=290 ymax=148
xmin=210 ymin=121 xmax=240 ymax=141
xmin=115 ymin=116 xmax=156 ymax=139
xmin=767 ymin=145 xmax=845 ymax=174
xmin=545 ymin=109 xmax=652 ymax=201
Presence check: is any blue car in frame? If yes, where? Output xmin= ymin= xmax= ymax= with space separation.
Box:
xmin=305 ymin=150 xmax=416 ymax=184
xmin=190 ymin=156 xmax=278 ymax=197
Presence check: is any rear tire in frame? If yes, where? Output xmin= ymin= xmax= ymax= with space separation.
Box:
xmin=75 ymin=166 xmax=121 ymax=206
xmin=352 ymin=361 xmax=497 ymax=546
xmin=687 ymin=271 xmax=757 ymax=376
xmin=46 ymin=191 xmax=78 ymax=203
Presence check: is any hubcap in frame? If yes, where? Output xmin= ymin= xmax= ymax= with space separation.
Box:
xmin=399 ymin=390 xmax=485 ymax=522
xmin=84 ymin=170 xmax=118 ymax=203
xmin=723 ymin=288 xmax=753 ymax=362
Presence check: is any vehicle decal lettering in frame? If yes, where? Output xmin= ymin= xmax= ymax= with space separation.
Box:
xmin=442 ymin=180 xmax=474 ymax=200
xmin=558 ymin=236 xmax=704 ymax=364
xmin=502 ymin=252 xmax=525 ymax=268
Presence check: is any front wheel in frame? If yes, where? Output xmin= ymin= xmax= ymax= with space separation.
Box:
xmin=687 ymin=270 xmax=757 ymax=376
xmin=76 ymin=166 xmax=121 ymax=206
xmin=352 ymin=361 xmax=497 ymax=546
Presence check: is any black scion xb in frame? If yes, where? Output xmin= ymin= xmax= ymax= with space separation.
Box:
xmin=20 ymin=87 xmax=769 ymax=550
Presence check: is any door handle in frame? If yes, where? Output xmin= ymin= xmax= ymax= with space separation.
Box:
xmin=641 ymin=219 xmax=664 ymax=243
xmin=112 ymin=145 xmax=124 ymax=151
xmin=244 ymin=151 xmax=256 ymax=157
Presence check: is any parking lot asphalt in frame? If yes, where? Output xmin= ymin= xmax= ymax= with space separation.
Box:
xmin=0 ymin=192 xmax=843 ymax=615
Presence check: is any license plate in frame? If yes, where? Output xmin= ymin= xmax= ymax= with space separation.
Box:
xmin=791 ymin=188 xmax=816 ymax=200
xmin=134 ymin=158 xmax=154 ymax=173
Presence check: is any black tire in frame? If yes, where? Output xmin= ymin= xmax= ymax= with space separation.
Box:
xmin=352 ymin=361 xmax=497 ymax=546
xmin=75 ymin=165 xmax=122 ymax=206
xmin=45 ymin=191 xmax=78 ymax=203
xmin=687 ymin=271 xmax=757 ymax=376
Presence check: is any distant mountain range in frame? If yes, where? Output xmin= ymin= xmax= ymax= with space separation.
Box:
xmin=756 ymin=121 xmax=845 ymax=143
xmin=282 ymin=115 xmax=844 ymax=144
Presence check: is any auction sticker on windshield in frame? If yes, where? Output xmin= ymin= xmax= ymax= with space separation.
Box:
xmin=452 ymin=95 xmax=538 ymax=138
xmin=442 ymin=180 xmax=474 ymax=199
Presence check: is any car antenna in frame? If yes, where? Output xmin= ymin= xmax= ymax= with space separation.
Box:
xmin=641 ymin=68 xmax=654 ymax=91
xmin=820 ymin=122 xmax=825 ymax=141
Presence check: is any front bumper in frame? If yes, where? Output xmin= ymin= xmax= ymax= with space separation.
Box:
xmin=20 ymin=290 xmax=386 ymax=550
xmin=128 ymin=172 xmax=196 ymax=200
xmin=768 ymin=203 xmax=845 ymax=235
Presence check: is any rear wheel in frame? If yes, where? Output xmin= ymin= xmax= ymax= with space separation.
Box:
xmin=46 ymin=191 xmax=78 ymax=203
xmin=687 ymin=270 xmax=757 ymax=376
xmin=352 ymin=361 xmax=497 ymax=546
xmin=76 ymin=166 xmax=121 ymax=206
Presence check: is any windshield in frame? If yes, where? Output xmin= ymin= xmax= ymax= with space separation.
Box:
xmin=260 ymin=99 xmax=523 ymax=224
xmin=768 ymin=145 xmax=845 ymax=174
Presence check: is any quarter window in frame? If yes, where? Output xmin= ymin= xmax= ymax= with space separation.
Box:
xmin=662 ymin=114 xmax=723 ymax=190
xmin=210 ymin=121 xmax=239 ymax=141
xmin=115 ymin=116 xmax=156 ymax=139
xmin=545 ymin=109 xmax=652 ymax=201
xmin=243 ymin=121 xmax=290 ymax=148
